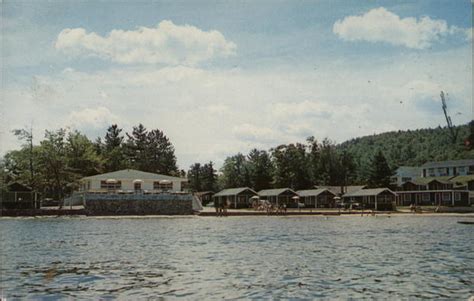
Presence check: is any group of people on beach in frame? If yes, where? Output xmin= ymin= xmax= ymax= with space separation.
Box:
xmin=252 ymin=200 xmax=287 ymax=215
xmin=214 ymin=199 xmax=229 ymax=217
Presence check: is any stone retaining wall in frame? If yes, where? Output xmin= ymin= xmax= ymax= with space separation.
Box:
xmin=85 ymin=193 xmax=193 ymax=215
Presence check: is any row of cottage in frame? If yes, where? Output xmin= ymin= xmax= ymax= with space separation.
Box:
xmin=208 ymin=159 xmax=474 ymax=210
xmin=209 ymin=186 xmax=398 ymax=211
xmin=208 ymin=175 xmax=473 ymax=211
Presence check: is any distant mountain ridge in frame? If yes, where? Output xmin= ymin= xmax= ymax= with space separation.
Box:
xmin=337 ymin=122 xmax=474 ymax=181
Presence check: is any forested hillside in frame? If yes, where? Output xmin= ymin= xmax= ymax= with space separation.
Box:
xmin=338 ymin=123 xmax=474 ymax=181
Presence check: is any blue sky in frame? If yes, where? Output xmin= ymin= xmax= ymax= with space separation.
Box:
xmin=2 ymin=0 xmax=473 ymax=169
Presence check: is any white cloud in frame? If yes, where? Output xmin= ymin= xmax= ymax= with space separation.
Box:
xmin=1 ymin=46 xmax=472 ymax=169
xmin=55 ymin=20 xmax=236 ymax=65
xmin=66 ymin=107 xmax=119 ymax=129
xmin=232 ymin=123 xmax=279 ymax=143
xmin=333 ymin=7 xmax=462 ymax=49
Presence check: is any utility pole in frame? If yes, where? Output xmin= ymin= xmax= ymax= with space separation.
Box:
xmin=440 ymin=91 xmax=459 ymax=144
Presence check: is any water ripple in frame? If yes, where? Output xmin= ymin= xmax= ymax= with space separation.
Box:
xmin=1 ymin=216 xmax=473 ymax=299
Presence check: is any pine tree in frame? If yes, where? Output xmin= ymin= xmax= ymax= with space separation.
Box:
xmin=125 ymin=124 xmax=149 ymax=171
xmin=247 ymin=149 xmax=273 ymax=191
xmin=103 ymin=124 xmax=126 ymax=172
xmin=146 ymin=129 xmax=178 ymax=175
xmin=201 ymin=162 xmax=217 ymax=191
xmin=187 ymin=163 xmax=202 ymax=192
xmin=367 ymin=150 xmax=394 ymax=188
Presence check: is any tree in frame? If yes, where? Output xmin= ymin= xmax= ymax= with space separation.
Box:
xmin=103 ymin=124 xmax=126 ymax=172
xmin=125 ymin=124 xmax=149 ymax=170
xmin=272 ymin=143 xmax=311 ymax=190
xmin=367 ymin=150 xmax=394 ymax=188
xmin=336 ymin=150 xmax=356 ymax=187
xmin=3 ymin=147 xmax=41 ymax=188
xmin=123 ymin=125 xmax=178 ymax=175
xmin=465 ymin=120 xmax=474 ymax=150
xmin=201 ymin=162 xmax=217 ymax=192
xmin=220 ymin=154 xmax=251 ymax=188
xmin=146 ymin=129 xmax=178 ymax=175
xmin=38 ymin=129 xmax=77 ymax=204
xmin=12 ymin=128 xmax=35 ymax=188
xmin=187 ymin=163 xmax=202 ymax=192
xmin=66 ymin=130 xmax=103 ymax=176
xmin=247 ymin=149 xmax=273 ymax=191
xmin=307 ymin=136 xmax=322 ymax=185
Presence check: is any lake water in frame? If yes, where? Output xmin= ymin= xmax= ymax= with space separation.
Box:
xmin=1 ymin=215 xmax=473 ymax=300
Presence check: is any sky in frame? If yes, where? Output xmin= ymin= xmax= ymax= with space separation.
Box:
xmin=1 ymin=0 xmax=473 ymax=170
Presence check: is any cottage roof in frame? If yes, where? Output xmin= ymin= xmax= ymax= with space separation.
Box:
xmin=315 ymin=185 xmax=366 ymax=195
xmin=258 ymin=188 xmax=298 ymax=197
xmin=7 ymin=182 xmax=32 ymax=192
xmin=449 ymin=174 xmax=474 ymax=184
xmin=214 ymin=187 xmax=257 ymax=197
xmin=343 ymin=188 xmax=396 ymax=197
xmin=82 ymin=169 xmax=187 ymax=182
xmin=421 ymin=159 xmax=474 ymax=168
xmin=296 ymin=188 xmax=335 ymax=197
xmin=410 ymin=177 xmax=453 ymax=185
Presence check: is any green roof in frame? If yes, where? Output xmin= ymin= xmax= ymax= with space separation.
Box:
xmin=450 ymin=175 xmax=474 ymax=184
xmin=296 ymin=189 xmax=335 ymax=197
xmin=82 ymin=169 xmax=187 ymax=181
xmin=409 ymin=176 xmax=453 ymax=185
xmin=258 ymin=188 xmax=297 ymax=197
xmin=214 ymin=187 xmax=257 ymax=197
xmin=343 ymin=188 xmax=396 ymax=197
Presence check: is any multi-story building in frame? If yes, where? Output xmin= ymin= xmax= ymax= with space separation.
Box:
xmin=391 ymin=166 xmax=421 ymax=186
xmin=395 ymin=177 xmax=470 ymax=206
xmin=421 ymin=159 xmax=474 ymax=178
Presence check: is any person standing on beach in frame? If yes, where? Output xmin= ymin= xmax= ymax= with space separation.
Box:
xmin=214 ymin=198 xmax=220 ymax=216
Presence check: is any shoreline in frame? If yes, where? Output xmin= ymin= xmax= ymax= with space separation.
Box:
xmin=1 ymin=210 xmax=473 ymax=219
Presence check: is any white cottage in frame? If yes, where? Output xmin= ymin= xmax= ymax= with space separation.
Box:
xmin=79 ymin=169 xmax=188 ymax=193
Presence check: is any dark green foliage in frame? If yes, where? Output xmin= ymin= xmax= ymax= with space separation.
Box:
xmin=247 ymin=149 xmax=274 ymax=191
xmin=220 ymin=153 xmax=251 ymax=189
xmin=12 ymin=128 xmax=35 ymax=189
xmin=466 ymin=120 xmax=474 ymax=150
xmin=201 ymin=162 xmax=217 ymax=192
xmin=187 ymin=163 xmax=202 ymax=192
xmin=272 ymin=143 xmax=311 ymax=190
xmin=367 ymin=150 xmax=394 ymax=188
xmin=125 ymin=124 xmax=149 ymax=170
xmin=338 ymin=123 xmax=473 ymax=183
xmin=187 ymin=162 xmax=217 ymax=192
xmin=146 ymin=129 xmax=178 ymax=175
xmin=124 ymin=124 xmax=178 ymax=175
xmin=103 ymin=125 xmax=127 ymax=172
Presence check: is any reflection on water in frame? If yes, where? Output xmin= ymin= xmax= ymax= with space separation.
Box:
xmin=1 ymin=216 xmax=473 ymax=299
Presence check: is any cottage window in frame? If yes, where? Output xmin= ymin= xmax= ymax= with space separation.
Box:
xmin=134 ymin=182 xmax=142 ymax=191
xmin=454 ymin=192 xmax=461 ymax=201
xmin=100 ymin=180 xmax=121 ymax=190
xmin=422 ymin=193 xmax=430 ymax=202
xmin=442 ymin=192 xmax=450 ymax=201
xmin=153 ymin=181 xmax=173 ymax=191
xmin=458 ymin=167 xmax=465 ymax=173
